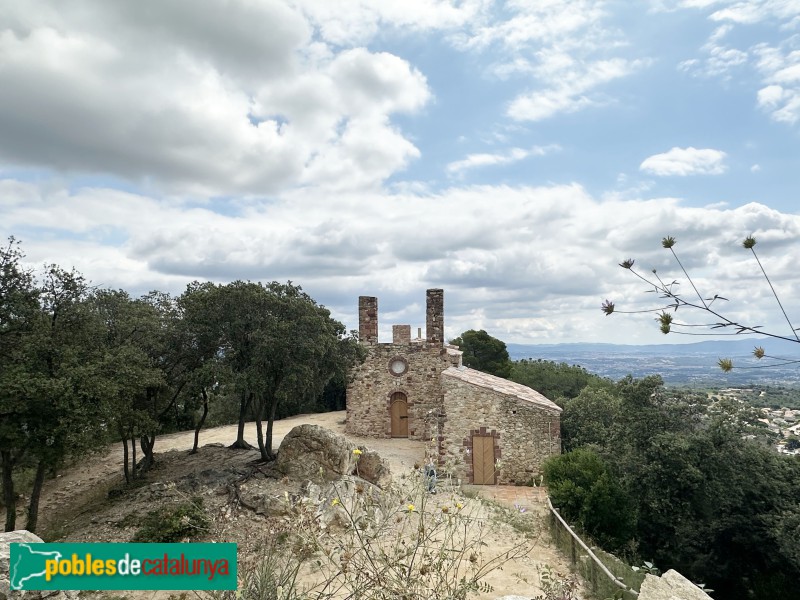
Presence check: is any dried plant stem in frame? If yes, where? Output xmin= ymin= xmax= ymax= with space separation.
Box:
xmin=748 ymin=247 xmax=799 ymax=341
xmin=669 ymin=247 xmax=708 ymax=309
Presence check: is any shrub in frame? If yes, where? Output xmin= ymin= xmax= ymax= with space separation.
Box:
xmin=544 ymin=449 xmax=635 ymax=551
xmin=133 ymin=497 xmax=208 ymax=543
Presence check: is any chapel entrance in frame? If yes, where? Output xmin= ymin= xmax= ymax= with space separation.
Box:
xmin=390 ymin=392 xmax=409 ymax=438
xmin=472 ymin=435 xmax=496 ymax=485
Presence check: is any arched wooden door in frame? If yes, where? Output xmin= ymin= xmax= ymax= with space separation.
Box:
xmin=390 ymin=392 xmax=409 ymax=438
xmin=472 ymin=435 xmax=496 ymax=485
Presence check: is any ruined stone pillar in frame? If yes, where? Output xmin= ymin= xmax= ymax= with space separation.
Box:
xmin=426 ymin=288 xmax=444 ymax=347
xmin=358 ymin=296 xmax=378 ymax=345
xmin=393 ymin=324 xmax=411 ymax=345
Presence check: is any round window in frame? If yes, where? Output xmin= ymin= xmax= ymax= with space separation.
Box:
xmin=389 ymin=357 xmax=408 ymax=376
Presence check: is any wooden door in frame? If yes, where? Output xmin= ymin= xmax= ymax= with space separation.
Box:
xmin=472 ymin=435 xmax=495 ymax=485
xmin=390 ymin=392 xmax=408 ymax=438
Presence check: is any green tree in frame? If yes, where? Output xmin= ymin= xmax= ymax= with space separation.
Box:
xmin=0 ymin=238 xmax=40 ymax=531
xmin=90 ymin=289 xmax=165 ymax=483
xmin=178 ymin=281 xmax=228 ymax=453
xmin=560 ymin=384 xmax=620 ymax=451
xmin=543 ymin=448 xmax=635 ymax=551
xmin=559 ymin=372 xmax=800 ymax=598
xmin=450 ymin=329 xmax=512 ymax=378
xmin=210 ymin=281 xmax=364 ymax=461
xmin=509 ymin=359 xmax=608 ymax=405
xmin=2 ymin=261 xmax=110 ymax=531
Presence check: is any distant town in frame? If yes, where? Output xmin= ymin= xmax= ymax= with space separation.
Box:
xmin=507 ymin=339 xmax=800 ymax=386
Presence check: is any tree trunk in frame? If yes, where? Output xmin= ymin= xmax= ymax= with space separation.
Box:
xmin=265 ymin=395 xmax=279 ymax=461
xmin=25 ymin=459 xmax=47 ymax=533
xmin=118 ymin=424 xmax=130 ymax=484
xmin=254 ymin=395 xmax=269 ymax=462
xmin=1 ymin=450 xmax=16 ymax=532
xmin=131 ymin=434 xmax=138 ymax=480
xmin=230 ymin=391 xmax=253 ymax=449
xmin=139 ymin=434 xmax=155 ymax=472
xmin=191 ymin=388 xmax=209 ymax=454
xmin=121 ymin=436 xmax=130 ymax=484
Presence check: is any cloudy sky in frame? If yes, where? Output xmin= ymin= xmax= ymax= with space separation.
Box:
xmin=2 ymin=0 xmax=800 ymax=346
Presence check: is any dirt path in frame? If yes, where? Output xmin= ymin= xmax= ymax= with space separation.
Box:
xmin=6 ymin=411 xmax=579 ymax=599
xmin=28 ymin=411 xmax=427 ymax=532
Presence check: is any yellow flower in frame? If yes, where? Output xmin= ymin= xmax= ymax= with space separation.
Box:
xmin=331 ymin=498 xmax=340 ymax=506
xmin=407 ymin=504 xmax=416 ymax=512
xmin=352 ymin=448 xmax=363 ymax=456
xmin=455 ymin=502 xmax=463 ymax=510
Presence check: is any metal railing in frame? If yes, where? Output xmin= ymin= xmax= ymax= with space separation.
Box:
xmin=547 ymin=497 xmax=641 ymax=600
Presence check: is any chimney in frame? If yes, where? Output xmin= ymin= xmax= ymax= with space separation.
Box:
xmin=358 ymin=296 xmax=378 ymax=345
xmin=426 ymin=289 xmax=444 ymax=347
xmin=393 ymin=325 xmax=411 ymax=345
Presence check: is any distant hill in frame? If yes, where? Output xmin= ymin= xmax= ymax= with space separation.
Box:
xmin=507 ymin=338 xmax=800 ymax=386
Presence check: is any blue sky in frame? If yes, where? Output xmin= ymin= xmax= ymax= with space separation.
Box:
xmin=2 ymin=0 xmax=800 ymax=346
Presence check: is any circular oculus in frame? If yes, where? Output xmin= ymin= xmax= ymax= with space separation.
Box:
xmin=389 ymin=357 xmax=408 ymax=376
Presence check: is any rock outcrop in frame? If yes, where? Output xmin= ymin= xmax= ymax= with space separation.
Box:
xmin=274 ymin=424 xmax=391 ymax=487
xmin=639 ymin=569 xmax=713 ymax=600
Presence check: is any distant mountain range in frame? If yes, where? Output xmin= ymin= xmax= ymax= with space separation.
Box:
xmin=506 ymin=339 xmax=800 ymax=386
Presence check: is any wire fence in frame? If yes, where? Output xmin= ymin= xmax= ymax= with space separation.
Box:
xmin=546 ymin=497 xmax=643 ymax=600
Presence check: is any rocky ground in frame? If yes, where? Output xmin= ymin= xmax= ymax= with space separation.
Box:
xmin=4 ymin=411 xmax=578 ymax=599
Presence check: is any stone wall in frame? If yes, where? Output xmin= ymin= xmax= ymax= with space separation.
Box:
xmin=440 ymin=375 xmax=561 ymax=485
xmin=346 ymin=342 xmax=451 ymax=441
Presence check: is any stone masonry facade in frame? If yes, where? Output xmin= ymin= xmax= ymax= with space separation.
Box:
xmin=346 ymin=342 xmax=453 ymax=440
xmin=440 ymin=368 xmax=561 ymax=485
xmin=346 ymin=289 xmax=562 ymax=485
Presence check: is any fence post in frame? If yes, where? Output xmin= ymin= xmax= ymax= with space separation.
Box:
xmin=570 ymin=531 xmax=576 ymax=565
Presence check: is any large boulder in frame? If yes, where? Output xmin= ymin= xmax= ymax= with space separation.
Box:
xmin=275 ymin=425 xmax=391 ymax=487
xmin=353 ymin=447 xmax=392 ymax=488
xmin=275 ymin=424 xmax=358 ymax=482
xmin=639 ymin=569 xmax=713 ymax=600
xmin=303 ymin=476 xmax=386 ymax=530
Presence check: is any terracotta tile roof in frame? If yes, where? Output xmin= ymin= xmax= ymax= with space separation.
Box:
xmin=442 ymin=366 xmax=562 ymax=413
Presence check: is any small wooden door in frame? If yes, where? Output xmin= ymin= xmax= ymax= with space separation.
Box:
xmin=472 ymin=435 xmax=495 ymax=485
xmin=390 ymin=392 xmax=409 ymax=438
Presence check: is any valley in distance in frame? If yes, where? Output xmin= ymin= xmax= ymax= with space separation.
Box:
xmin=507 ymin=338 xmax=800 ymax=387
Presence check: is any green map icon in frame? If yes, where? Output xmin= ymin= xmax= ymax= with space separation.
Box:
xmin=10 ymin=544 xmax=63 ymax=590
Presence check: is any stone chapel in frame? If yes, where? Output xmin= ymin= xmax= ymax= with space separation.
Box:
xmin=345 ymin=289 xmax=562 ymax=485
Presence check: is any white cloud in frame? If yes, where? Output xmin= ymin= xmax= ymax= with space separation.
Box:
xmin=754 ymin=43 xmax=800 ymax=123
xmin=454 ymin=2 xmax=649 ymax=122
xmin=454 ymin=1 xmax=607 ymax=52
xmin=640 ymin=147 xmax=728 ymax=176
xmin=0 ymin=1 xmax=432 ymax=195
xmin=709 ymin=1 xmax=800 ymax=24
xmin=4 ymin=178 xmax=800 ymax=345
xmin=445 ymin=145 xmax=559 ymax=176
xmin=668 ymin=1 xmax=800 ymax=122
xmin=508 ymin=57 xmax=648 ymax=121
xmin=290 ymin=0 xmax=483 ymax=46
xmin=678 ymin=21 xmax=748 ymax=78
